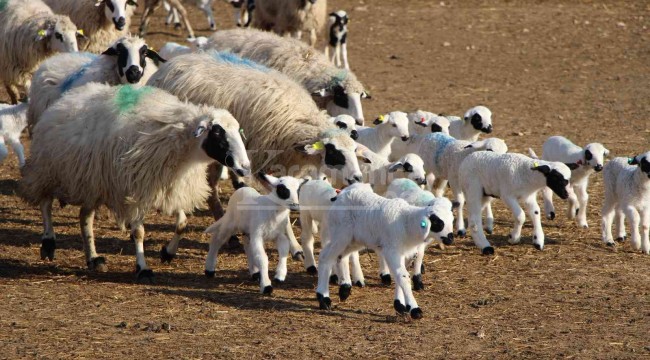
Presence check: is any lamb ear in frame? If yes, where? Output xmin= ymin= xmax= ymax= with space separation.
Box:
xmin=294 ymin=139 xmax=324 ymax=155
xmin=388 ymin=162 xmax=403 ymax=173
xmin=102 ymin=46 xmax=119 ymax=56
xmin=256 ymin=171 xmax=279 ymax=192
xmin=193 ymin=119 xmax=211 ymax=137
xmin=531 ymin=164 xmax=551 ymax=174
xmin=311 ymin=88 xmax=330 ymax=97
xmin=146 ymin=49 xmax=167 ymax=63
xmin=565 ymin=163 xmax=580 ymax=171
xmin=628 ymin=156 xmax=639 ymax=165
xmin=604 ymin=148 xmax=610 ymax=157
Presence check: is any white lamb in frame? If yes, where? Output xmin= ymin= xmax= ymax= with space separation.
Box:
xmin=329 ymin=114 xmax=358 ymax=140
xmin=253 ymin=0 xmax=327 ymax=47
xmin=448 ymin=105 xmax=494 ymax=141
xmin=356 ymin=145 xmax=427 ymax=194
xmin=601 ymin=152 xmax=650 ymax=254
xmin=42 ymin=0 xmax=135 ymax=53
xmin=28 ymin=36 xmax=163 ymax=130
xmin=206 ymin=28 xmax=370 ymax=125
xmin=19 ymin=83 xmax=251 ymax=279
xmin=356 ymin=111 xmax=410 ymax=159
xmin=325 ymin=10 xmax=349 ymax=70
xmin=0 ymin=102 xmax=28 ymax=167
xmin=205 ymin=173 xmax=304 ymax=294
xmin=459 ymin=152 xmax=576 ymax=255
xmin=157 ymin=37 xmax=209 ymax=60
xmin=0 ymin=0 xmax=81 ymax=104
xmin=407 ymin=111 xmax=451 ymax=137
xmin=316 ymin=182 xmax=454 ymax=319
xmin=528 ymin=135 xmax=609 ymax=228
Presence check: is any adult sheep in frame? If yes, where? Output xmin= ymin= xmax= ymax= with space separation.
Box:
xmin=253 ymin=0 xmax=327 ymax=47
xmin=0 ymin=0 xmax=82 ymax=104
xmin=42 ymin=0 xmax=137 ymax=53
xmin=206 ymin=28 xmax=370 ymax=125
xmin=19 ymin=83 xmax=251 ymax=279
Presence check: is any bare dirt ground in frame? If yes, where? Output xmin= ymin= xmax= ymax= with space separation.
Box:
xmin=1 ymin=0 xmax=650 ymax=358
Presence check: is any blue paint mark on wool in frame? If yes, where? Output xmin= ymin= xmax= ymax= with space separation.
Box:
xmin=207 ymin=50 xmax=270 ymax=73
xmin=393 ymin=178 xmax=420 ymax=193
xmin=0 ymin=0 xmax=8 ymax=11
xmin=59 ymin=53 xmax=98 ymax=93
xmin=426 ymin=132 xmax=456 ymax=164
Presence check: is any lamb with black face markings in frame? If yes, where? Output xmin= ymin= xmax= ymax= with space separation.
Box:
xmin=529 ymin=135 xmax=609 ymax=228
xmin=459 ymin=152 xmax=575 ymax=254
xmin=204 ymin=173 xmax=305 ymax=294
xmin=601 ymin=152 xmax=650 ymax=254
xmin=356 ymin=111 xmax=411 ymax=159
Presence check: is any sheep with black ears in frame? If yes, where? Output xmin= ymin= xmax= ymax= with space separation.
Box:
xmin=0 ymin=102 xmax=28 ymax=168
xmin=253 ymin=0 xmax=327 ymax=47
xmin=448 ymin=105 xmax=493 ymax=141
xmin=356 ymin=111 xmax=410 ymax=159
xmin=459 ymin=152 xmax=576 ymax=255
xmin=407 ymin=111 xmax=451 ymax=137
xmin=206 ymin=28 xmax=370 ymax=125
xmin=601 ymin=152 xmax=650 ymax=254
xmin=27 ymin=35 xmax=164 ymax=131
xmin=316 ymin=182 xmax=454 ymax=319
xmin=18 ymin=83 xmax=251 ymax=278
xmin=205 ymin=173 xmax=305 ymax=294
xmin=528 ymin=136 xmax=609 ymax=228
xmin=329 ymin=114 xmax=358 ymax=140
xmin=0 ymin=0 xmax=82 ymax=104
xmin=325 ymin=10 xmax=349 ymax=70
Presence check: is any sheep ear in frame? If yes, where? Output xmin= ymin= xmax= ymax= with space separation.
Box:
xmin=102 ymin=47 xmax=119 ymax=56
xmin=531 ymin=164 xmax=551 ymax=174
xmin=256 ymin=171 xmax=279 ymax=191
xmin=146 ymin=49 xmax=167 ymax=63
xmin=466 ymin=140 xmax=487 ymax=150
xmin=193 ymin=120 xmax=211 ymax=137
xmin=76 ymin=29 xmax=87 ymax=39
xmin=628 ymin=156 xmax=639 ymax=165
xmin=294 ymin=139 xmax=324 ymax=155
xmin=361 ymin=91 xmax=371 ymax=100
xmin=311 ymin=88 xmax=331 ymax=97
xmin=565 ymin=163 xmax=580 ymax=171
xmin=604 ymin=148 xmax=610 ymax=157
xmin=373 ymin=114 xmax=385 ymax=125
xmin=388 ymin=162 xmax=403 ymax=173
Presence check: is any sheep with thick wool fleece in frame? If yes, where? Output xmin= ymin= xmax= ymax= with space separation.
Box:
xmin=0 ymin=102 xmax=28 ymax=168
xmin=205 ymin=173 xmax=305 ymax=294
xmin=356 ymin=111 xmax=411 ymax=159
xmin=42 ymin=0 xmax=136 ymax=54
xmin=206 ymin=28 xmax=369 ymax=125
xmin=27 ymin=36 xmax=163 ymax=131
xmin=528 ymin=135 xmax=609 ymax=228
xmin=0 ymin=0 xmax=81 ymax=104
xmin=253 ymin=0 xmax=327 ymax=47
xmin=459 ymin=152 xmax=576 ymax=255
xmin=18 ymin=82 xmax=251 ymax=279
xmin=601 ymin=153 xmax=650 ymax=254
xmin=316 ymin=182 xmax=455 ymax=319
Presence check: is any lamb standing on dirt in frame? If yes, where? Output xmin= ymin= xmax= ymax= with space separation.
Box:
xmin=528 ymin=136 xmax=609 ymax=228
xmin=448 ymin=106 xmax=494 ymax=141
xmin=459 ymin=152 xmax=576 ymax=255
xmin=316 ymin=183 xmax=454 ymax=319
xmin=0 ymin=0 xmax=82 ymax=104
xmin=325 ymin=10 xmax=350 ymax=69
xmin=601 ymin=152 xmax=650 ymax=254
xmin=205 ymin=173 xmax=304 ymax=294
xmin=0 ymin=102 xmax=28 ymax=167
xmin=42 ymin=0 xmax=135 ymax=53
xmin=19 ymin=83 xmax=251 ymax=279
xmin=356 ymin=112 xmax=410 ymax=158
xmin=206 ymin=28 xmax=370 ymax=125
xmin=28 ymin=36 xmax=164 ymax=130
xmin=253 ymin=0 xmax=327 ymax=46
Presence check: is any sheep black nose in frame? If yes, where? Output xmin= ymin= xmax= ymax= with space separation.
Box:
xmin=401 ymin=136 xmax=409 ymax=142
xmin=235 ymin=168 xmax=250 ymax=177
xmin=442 ymin=233 xmax=454 ymax=246
xmin=483 ymin=125 xmax=493 ymax=134
xmin=594 ymin=165 xmax=603 ymax=172
xmin=125 ymin=66 xmax=143 ymax=83
xmin=348 ymin=175 xmax=362 ymax=184
xmin=114 ymin=17 xmax=126 ymax=30
xmin=417 ymin=178 xmax=427 ymax=185
xmin=350 ymin=130 xmax=359 ymax=140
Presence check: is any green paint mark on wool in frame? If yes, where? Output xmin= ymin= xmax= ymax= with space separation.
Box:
xmin=0 ymin=0 xmax=8 ymax=11
xmin=115 ymin=85 xmax=154 ymax=114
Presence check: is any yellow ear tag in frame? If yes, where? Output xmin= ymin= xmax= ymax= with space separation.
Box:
xmin=312 ymin=141 xmax=325 ymax=150
xmin=38 ymin=29 xmax=47 ymax=37
xmin=77 ymin=29 xmax=84 ymax=36
xmin=533 ymin=161 xmax=539 ymax=167
xmin=377 ymin=114 xmax=385 ymax=122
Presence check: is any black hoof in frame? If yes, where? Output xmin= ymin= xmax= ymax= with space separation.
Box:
xmin=292 ymin=251 xmax=305 ymax=262
xmin=412 ymin=274 xmax=424 ymax=291
xmin=251 ymin=272 xmax=260 ymax=281
xmin=354 ymin=280 xmax=365 ymax=288
xmin=393 ymin=300 xmax=407 ymax=314
xmin=420 ymin=264 xmax=425 ymax=274
xmin=205 ymin=270 xmax=216 ymax=278
xmin=575 ymin=208 xmax=579 ymax=217
xmin=329 ymin=274 xmax=338 ymax=285
xmin=616 ymin=237 xmax=626 ymax=243
xmin=482 ymin=246 xmax=495 ymax=255
xmin=549 ymin=211 xmax=556 ymax=220
xmin=306 ymin=265 xmax=317 ymax=275
xmin=136 ymin=269 xmax=154 ymax=282
xmin=457 ymin=229 xmax=466 ymax=237
xmin=87 ymin=257 xmax=107 ymax=272
xmin=606 ymin=242 xmax=616 ymax=247
xmin=533 ymin=243 xmax=542 ymax=250
xmin=339 ymin=284 xmax=352 ymax=301
xmin=160 ymin=246 xmax=176 ymax=263
xmin=262 ymin=285 xmax=273 ymax=295
xmin=485 ymin=228 xmax=493 ymax=235
xmin=272 ymin=278 xmax=284 ymax=286
xmin=317 ymin=293 xmax=332 ymax=310
xmin=410 ymin=307 xmax=423 ymax=320
xmin=380 ymin=273 xmax=392 ymax=286
xmin=174 ymin=23 xmax=181 ymax=30
xmin=40 ymin=238 xmax=56 ymax=261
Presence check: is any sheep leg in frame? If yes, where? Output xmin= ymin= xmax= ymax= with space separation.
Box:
xmin=575 ymin=183 xmax=589 ymax=228
xmin=566 ymin=187 xmax=579 ymax=220
xmin=207 ymin=163 xmax=225 ymax=220
xmin=79 ymin=207 xmax=107 ymax=272
xmin=204 ymin=222 xmax=233 ymax=276
xmin=614 ymin=208 xmax=626 ymax=241
xmin=640 ymin=210 xmax=649 ymax=255
xmin=425 ymin=173 xmax=436 ymax=191
xmin=6 ymin=136 xmax=25 ymax=168
xmin=523 ymin=195 xmax=545 ymax=250
xmin=601 ymin=198 xmax=617 ymax=246
xmin=452 ymin=185 xmax=466 ymax=236
xmin=341 ymin=42 xmax=350 ymax=70
xmin=246 ymin=233 xmax=272 ymax=294
xmin=160 ymin=210 xmax=187 ymax=263
xmin=483 ymin=198 xmax=495 ymax=234
xmin=274 ymin=233 xmax=290 ymax=282
xmin=377 ymin=253 xmax=391 ymax=285
xmin=624 ymin=206 xmax=641 ymax=251
xmin=0 ymin=137 xmax=7 ymax=164
xmin=411 ymin=244 xmax=426 ymax=291
xmin=198 ymin=0 xmax=216 ymax=30
xmin=503 ymin=196 xmax=525 ymax=245
xmin=432 ymin=178 xmax=447 ymax=198
xmin=309 ymin=29 xmax=317 ymax=47
xmin=4 ymin=84 xmax=18 ymax=105
xmin=300 ymin=212 xmax=317 ymax=273
xmin=384 ymin=252 xmax=422 ymax=319
xmin=139 ymin=0 xmax=160 ymax=37
xmin=349 ymin=251 xmax=365 ymax=287
xmin=315 ymin=231 xmax=351 ymax=310
xmin=130 ymin=222 xmax=153 ymax=280
xmin=337 ymin=253 xmax=352 ymax=299
xmin=283 ymin=218 xmax=304 ymax=261
xmin=468 ymin=196 xmax=493 ymax=254
xmin=39 ymin=198 xmax=56 ymax=261
xmin=170 ymin=0 xmax=196 ymax=39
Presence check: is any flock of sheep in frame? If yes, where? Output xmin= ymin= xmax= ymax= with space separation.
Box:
xmin=0 ymin=0 xmax=649 ymax=320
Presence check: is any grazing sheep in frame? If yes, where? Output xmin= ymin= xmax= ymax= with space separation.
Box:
xmin=356 ymin=111 xmax=410 ymax=158
xmin=253 ymin=0 xmax=327 ymax=47
xmin=164 ymin=0 xmax=215 ymax=31
xmin=19 ymin=83 xmax=251 ymax=278
xmin=42 ymin=0 xmax=134 ymax=53
xmin=316 ymin=183 xmax=454 ymax=319
xmin=157 ymin=36 xmax=209 ymax=60
xmin=0 ymin=0 xmax=82 ymax=104
xmin=459 ymin=152 xmax=576 ymax=255
xmin=206 ymin=28 xmax=370 ymax=125
xmin=0 ymin=102 xmax=28 ymax=167
xmin=601 ymin=153 xmax=650 ymax=254
xmin=325 ymin=10 xmax=349 ymax=69
xmin=28 ymin=36 xmax=164 ymax=130
xmin=205 ymin=173 xmax=304 ymax=294
xmin=528 ymin=136 xmax=609 ymax=228
xmin=140 ymin=0 xmax=195 ymax=40
xmin=329 ymin=114 xmax=358 ymax=140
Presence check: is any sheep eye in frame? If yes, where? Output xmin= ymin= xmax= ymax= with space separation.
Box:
xmin=55 ymin=32 xmax=63 ymax=41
